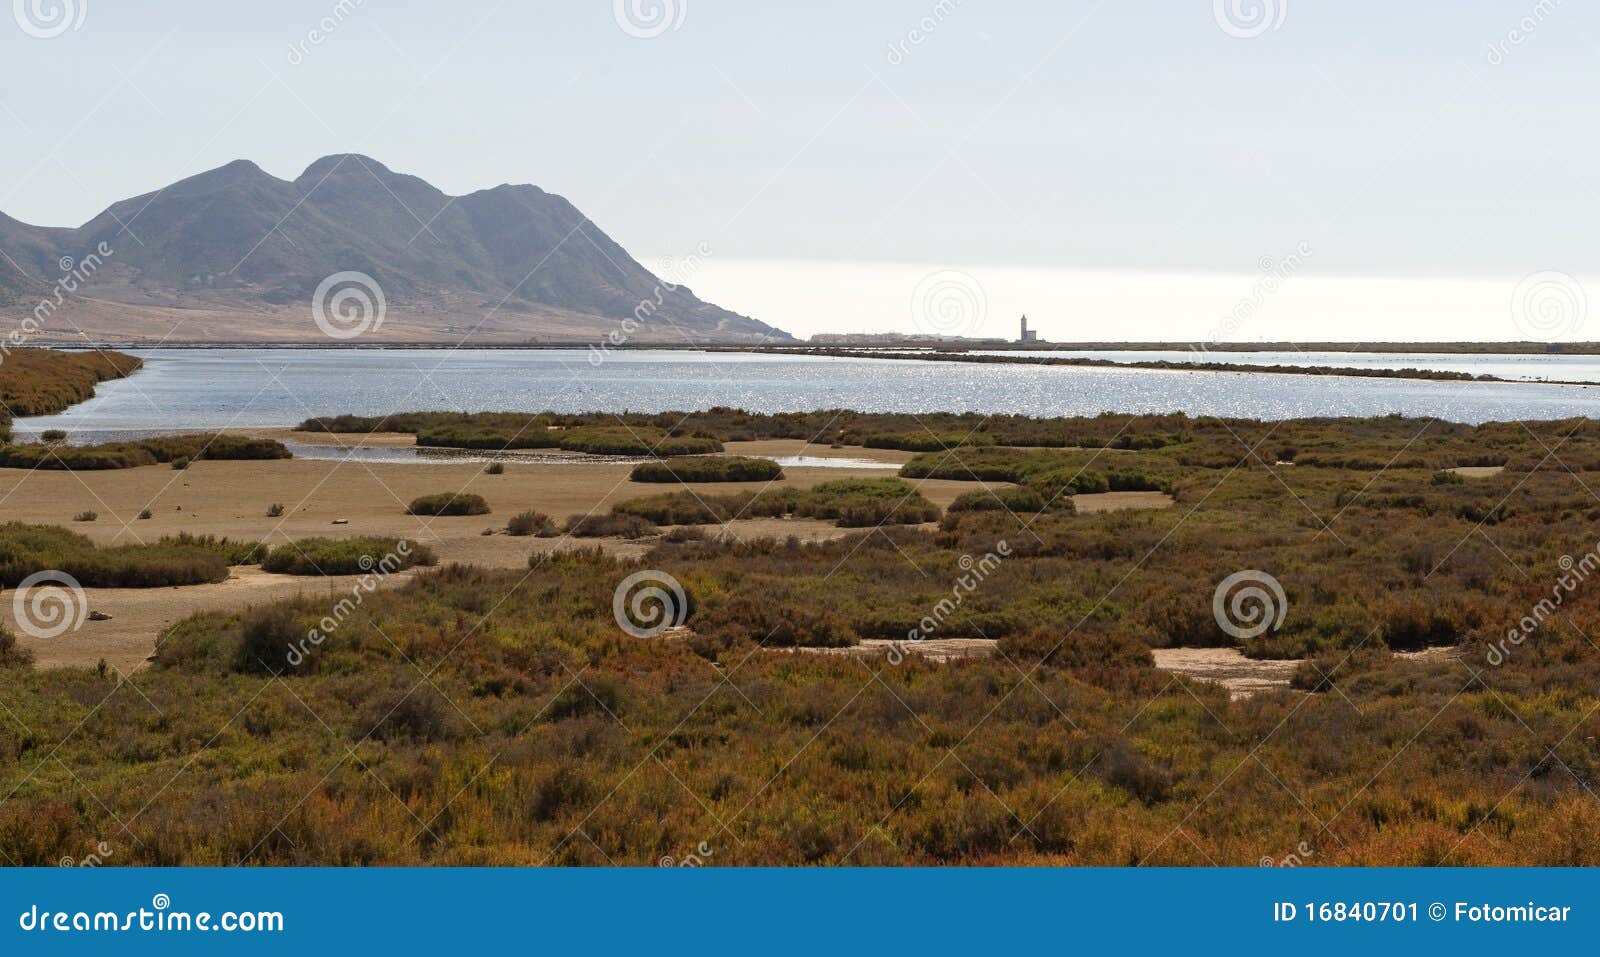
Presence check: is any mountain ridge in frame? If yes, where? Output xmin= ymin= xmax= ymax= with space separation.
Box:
xmin=0 ymin=155 xmax=787 ymax=344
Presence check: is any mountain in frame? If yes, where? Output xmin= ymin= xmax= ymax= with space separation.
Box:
xmin=0 ymin=155 xmax=789 ymax=343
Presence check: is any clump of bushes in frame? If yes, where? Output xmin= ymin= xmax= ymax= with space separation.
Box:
xmin=611 ymin=479 xmax=939 ymax=528
xmin=416 ymin=424 xmax=722 ymax=458
xmin=267 ymin=503 xmax=285 ymax=517
xmin=72 ymin=511 xmax=97 ymax=522
xmin=40 ymin=429 xmax=66 ymax=443
xmin=260 ymin=537 xmax=436 ymax=576
xmin=484 ymin=462 xmax=506 ymax=475
xmin=947 ymin=487 xmax=1050 ymax=514
xmin=233 ymin=605 xmax=304 ymax=675
xmin=507 ymin=511 xmax=552 ymax=537
xmin=629 ymin=456 xmax=782 ymax=483
xmin=157 ymin=533 xmax=265 ymax=566
xmin=407 ymin=493 xmax=490 ymax=516
xmin=0 ymin=522 xmax=229 ymax=588
xmin=362 ymin=685 xmax=460 ymax=742
xmin=0 ymin=627 xmax=33 ymax=668
xmin=0 ymin=434 xmax=292 ymax=471
xmin=563 ymin=513 xmax=657 ymax=539
xmin=862 ymin=432 xmax=994 ymax=452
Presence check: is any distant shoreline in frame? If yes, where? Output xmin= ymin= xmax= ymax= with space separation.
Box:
xmin=25 ymin=340 xmax=1600 ymax=356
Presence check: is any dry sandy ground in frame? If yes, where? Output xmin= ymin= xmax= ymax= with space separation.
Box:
xmin=0 ymin=434 xmax=1180 ymax=671
xmin=1151 ymin=648 xmax=1303 ymax=699
xmin=0 ymin=438 xmax=966 ymax=671
xmin=1072 ymin=491 xmax=1174 ymax=513
xmin=797 ymin=638 xmax=999 ymax=663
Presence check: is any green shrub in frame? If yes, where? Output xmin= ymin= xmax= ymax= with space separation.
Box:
xmin=947 ymin=487 xmax=1049 ymax=513
xmin=171 ymin=457 xmax=190 ymax=471
xmin=157 ymin=533 xmax=265 ymax=565
xmin=0 ymin=523 xmax=230 ymax=588
xmin=629 ymin=456 xmax=782 ymax=483
xmin=260 ymin=538 xmax=436 ymax=576
xmin=234 ymin=605 xmax=304 ymax=675
xmin=362 ymin=685 xmax=459 ymax=742
xmin=0 ymin=627 xmax=33 ymax=668
xmin=507 ymin=511 xmax=552 ymax=537
xmin=407 ymin=493 xmax=490 ymax=516
xmin=563 ymin=513 xmax=657 ymax=539
xmin=862 ymin=432 xmax=994 ymax=452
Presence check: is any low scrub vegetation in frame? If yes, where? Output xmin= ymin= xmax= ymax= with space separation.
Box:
xmin=9 ymin=413 xmax=1600 ymax=865
xmin=406 ymin=492 xmax=491 ymax=516
xmin=260 ymin=537 xmax=436 ymax=576
xmin=507 ymin=511 xmax=553 ymax=537
xmin=0 ymin=523 xmax=232 ymax=587
xmin=629 ymin=456 xmax=782 ymax=483
xmin=0 ymin=433 xmax=290 ymax=471
xmin=613 ymin=478 xmax=940 ymax=528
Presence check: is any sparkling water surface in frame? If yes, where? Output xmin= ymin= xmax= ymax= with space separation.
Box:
xmin=14 ymin=349 xmax=1600 ymax=444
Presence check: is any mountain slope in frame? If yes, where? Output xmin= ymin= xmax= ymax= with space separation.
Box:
xmin=0 ymin=155 xmax=786 ymax=343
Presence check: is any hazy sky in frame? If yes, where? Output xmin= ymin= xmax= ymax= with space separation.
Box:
xmin=2 ymin=1 xmax=1596 ymax=340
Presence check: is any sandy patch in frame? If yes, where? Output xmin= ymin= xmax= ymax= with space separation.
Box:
xmin=1152 ymin=647 xmax=1302 ymax=699
xmin=1446 ymin=466 xmax=1506 ymax=479
xmin=1072 ymin=491 xmax=1175 ymax=513
xmin=0 ymin=455 xmax=975 ymax=670
xmin=792 ymin=638 xmax=998 ymax=662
